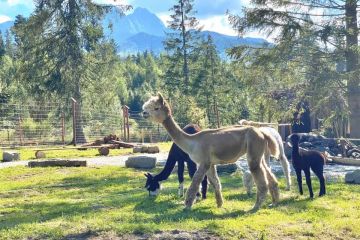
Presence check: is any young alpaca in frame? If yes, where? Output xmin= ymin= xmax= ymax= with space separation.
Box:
xmin=145 ymin=124 xmax=208 ymax=199
xmin=239 ymin=119 xmax=292 ymax=191
xmin=143 ymin=93 xmax=280 ymax=211
xmin=290 ymin=134 xmax=326 ymax=198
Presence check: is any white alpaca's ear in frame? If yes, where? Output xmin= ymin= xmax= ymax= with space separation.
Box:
xmin=157 ymin=92 xmax=164 ymax=105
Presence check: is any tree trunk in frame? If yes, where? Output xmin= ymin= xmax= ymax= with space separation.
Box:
xmin=72 ymin=81 xmax=87 ymax=144
xmin=345 ymin=0 xmax=360 ymax=137
xmin=180 ymin=0 xmax=190 ymax=94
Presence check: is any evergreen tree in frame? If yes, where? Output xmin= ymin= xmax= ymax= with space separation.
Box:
xmin=12 ymin=1 xmax=131 ymax=143
xmin=228 ymin=0 xmax=360 ymax=137
xmin=0 ymin=31 xmax=5 ymax=59
xmin=163 ymin=0 xmax=201 ymax=95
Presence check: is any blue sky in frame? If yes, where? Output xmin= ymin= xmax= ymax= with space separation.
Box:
xmin=0 ymin=0 xmax=251 ymax=37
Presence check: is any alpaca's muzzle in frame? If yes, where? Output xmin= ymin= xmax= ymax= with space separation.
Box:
xmin=142 ymin=111 xmax=149 ymax=119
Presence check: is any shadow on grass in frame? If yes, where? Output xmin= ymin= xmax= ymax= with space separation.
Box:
xmin=134 ymin=196 xmax=248 ymax=223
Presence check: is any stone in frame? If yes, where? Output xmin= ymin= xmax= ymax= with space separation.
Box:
xmin=2 ymin=151 xmax=20 ymax=162
xmin=28 ymin=160 xmax=87 ymax=168
xmin=147 ymin=146 xmax=160 ymax=154
xmin=345 ymin=170 xmax=360 ymax=184
xmin=125 ymin=156 xmax=157 ymax=169
xmin=216 ymin=163 xmax=240 ymax=174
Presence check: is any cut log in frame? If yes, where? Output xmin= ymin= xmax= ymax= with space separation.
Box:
xmin=28 ymin=160 xmax=87 ymax=168
xmin=98 ymin=147 xmax=110 ymax=156
xmin=35 ymin=150 xmax=46 ymax=159
xmin=147 ymin=146 xmax=160 ymax=154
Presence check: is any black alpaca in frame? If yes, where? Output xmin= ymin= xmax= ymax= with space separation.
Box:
xmin=145 ymin=124 xmax=208 ymax=199
xmin=290 ymin=134 xmax=326 ymax=198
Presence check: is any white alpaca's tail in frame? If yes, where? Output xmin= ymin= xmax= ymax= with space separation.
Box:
xmin=261 ymin=130 xmax=280 ymax=158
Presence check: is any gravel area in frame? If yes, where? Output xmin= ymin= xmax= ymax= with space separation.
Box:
xmin=1 ymin=152 xmax=360 ymax=182
xmin=0 ymin=152 xmax=169 ymax=169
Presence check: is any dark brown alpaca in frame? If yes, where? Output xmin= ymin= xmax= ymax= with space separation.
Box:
xmin=290 ymin=134 xmax=326 ymax=198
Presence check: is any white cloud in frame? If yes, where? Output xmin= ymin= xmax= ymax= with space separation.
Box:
xmin=199 ymin=15 xmax=237 ymax=36
xmin=93 ymin=0 xmax=129 ymax=5
xmin=0 ymin=15 xmax=11 ymax=23
xmin=6 ymin=0 xmax=33 ymax=7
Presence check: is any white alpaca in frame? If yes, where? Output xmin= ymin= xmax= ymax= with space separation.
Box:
xmin=239 ymin=119 xmax=292 ymax=191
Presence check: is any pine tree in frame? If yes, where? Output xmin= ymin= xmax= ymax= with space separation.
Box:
xmin=163 ymin=0 xmax=201 ymax=95
xmin=228 ymin=0 xmax=360 ymax=137
xmin=0 ymin=31 xmax=5 ymax=59
xmin=12 ymin=1 xmax=131 ymax=143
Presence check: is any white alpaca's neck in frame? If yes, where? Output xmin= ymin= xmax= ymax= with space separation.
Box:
xmin=162 ymin=116 xmax=194 ymax=154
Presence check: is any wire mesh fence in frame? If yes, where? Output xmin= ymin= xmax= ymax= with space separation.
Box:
xmin=0 ymin=100 xmax=174 ymax=147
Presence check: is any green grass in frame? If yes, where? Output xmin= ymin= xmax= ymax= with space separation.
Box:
xmin=0 ymin=166 xmax=359 ymax=240
xmin=0 ymin=142 xmax=172 ymax=160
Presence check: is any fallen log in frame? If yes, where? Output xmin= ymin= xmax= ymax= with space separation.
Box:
xmin=28 ymin=160 xmax=87 ymax=168
xmin=330 ymin=156 xmax=360 ymax=166
xmin=108 ymin=140 xmax=134 ymax=148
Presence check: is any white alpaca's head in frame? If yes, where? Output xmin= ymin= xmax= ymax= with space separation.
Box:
xmin=142 ymin=93 xmax=171 ymax=123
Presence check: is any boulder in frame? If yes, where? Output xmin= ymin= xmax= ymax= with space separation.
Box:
xmin=2 ymin=151 xmax=20 ymax=162
xmin=345 ymin=170 xmax=360 ymax=184
xmin=216 ymin=163 xmax=240 ymax=174
xmin=125 ymin=156 xmax=157 ymax=169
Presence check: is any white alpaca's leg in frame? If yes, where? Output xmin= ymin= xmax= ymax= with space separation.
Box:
xmin=280 ymin=153 xmax=291 ymax=191
xmin=264 ymin=147 xmax=271 ymax=166
xmin=206 ymin=165 xmax=223 ymax=207
xmin=178 ymin=182 xmax=184 ymax=197
xmin=243 ymin=170 xmax=254 ymax=196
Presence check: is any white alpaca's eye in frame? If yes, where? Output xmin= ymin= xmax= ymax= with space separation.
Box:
xmin=154 ymin=107 xmax=159 ymax=111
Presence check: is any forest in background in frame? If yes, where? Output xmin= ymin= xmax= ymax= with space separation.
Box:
xmin=0 ymin=0 xmax=359 ymax=141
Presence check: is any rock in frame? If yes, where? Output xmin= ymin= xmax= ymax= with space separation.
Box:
xmin=28 ymin=159 xmax=87 ymax=168
xmin=216 ymin=163 xmax=239 ymax=174
xmin=2 ymin=151 xmax=20 ymax=162
xmin=147 ymin=146 xmax=160 ymax=154
xmin=345 ymin=170 xmax=360 ymax=184
xmin=125 ymin=156 xmax=157 ymax=169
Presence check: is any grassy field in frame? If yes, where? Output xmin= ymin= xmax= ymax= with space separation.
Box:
xmin=0 ymin=166 xmax=359 ymax=239
xmin=0 ymin=142 xmax=172 ymax=160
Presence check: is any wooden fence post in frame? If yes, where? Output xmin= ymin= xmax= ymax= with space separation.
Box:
xmin=122 ymin=105 xmax=130 ymax=142
xmin=71 ymin=98 xmax=77 ymax=146
xmin=61 ymin=112 xmax=65 ymax=145
xmin=18 ymin=116 xmax=23 ymax=145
